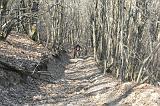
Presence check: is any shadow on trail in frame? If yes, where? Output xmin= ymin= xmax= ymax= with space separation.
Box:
xmin=85 ymin=87 xmax=110 ymax=97
xmin=66 ymin=72 xmax=102 ymax=81
xmin=85 ymin=82 xmax=110 ymax=90
xmin=47 ymin=52 xmax=71 ymax=80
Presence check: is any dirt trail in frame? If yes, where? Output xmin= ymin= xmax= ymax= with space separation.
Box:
xmin=29 ymin=57 xmax=117 ymax=106
xmin=29 ymin=57 xmax=160 ymax=106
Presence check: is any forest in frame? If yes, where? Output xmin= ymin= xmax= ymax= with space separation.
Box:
xmin=0 ymin=0 xmax=160 ymax=105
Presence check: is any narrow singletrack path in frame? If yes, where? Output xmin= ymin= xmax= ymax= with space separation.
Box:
xmin=30 ymin=57 xmax=160 ymax=106
xmin=29 ymin=57 xmax=119 ymax=106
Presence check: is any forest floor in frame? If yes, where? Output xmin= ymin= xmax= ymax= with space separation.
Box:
xmin=0 ymin=34 xmax=160 ymax=106
xmin=0 ymin=56 xmax=160 ymax=106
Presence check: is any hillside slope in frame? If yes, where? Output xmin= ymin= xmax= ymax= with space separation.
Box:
xmin=0 ymin=35 xmax=160 ymax=106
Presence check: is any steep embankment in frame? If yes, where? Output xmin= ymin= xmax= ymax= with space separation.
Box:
xmin=0 ymin=33 xmax=66 ymax=105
